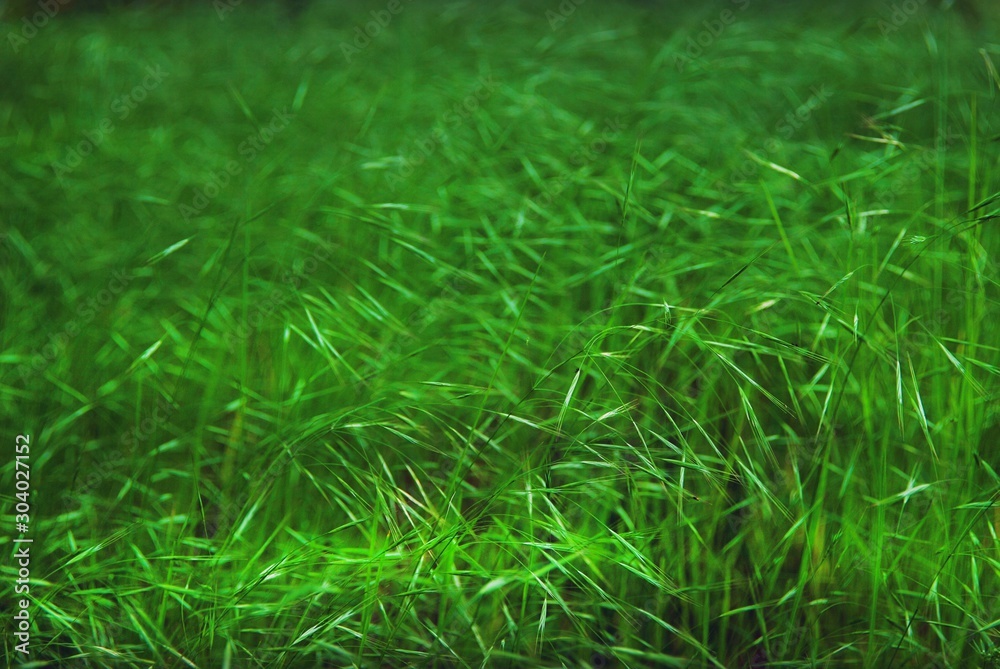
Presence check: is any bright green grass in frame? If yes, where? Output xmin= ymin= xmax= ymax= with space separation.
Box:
xmin=1 ymin=1 xmax=999 ymax=667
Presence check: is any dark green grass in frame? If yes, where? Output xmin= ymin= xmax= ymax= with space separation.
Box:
xmin=1 ymin=1 xmax=999 ymax=667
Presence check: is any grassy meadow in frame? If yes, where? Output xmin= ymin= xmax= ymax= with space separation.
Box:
xmin=1 ymin=0 xmax=999 ymax=667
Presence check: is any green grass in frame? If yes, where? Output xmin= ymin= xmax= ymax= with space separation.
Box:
xmin=1 ymin=1 xmax=999 ymax=667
